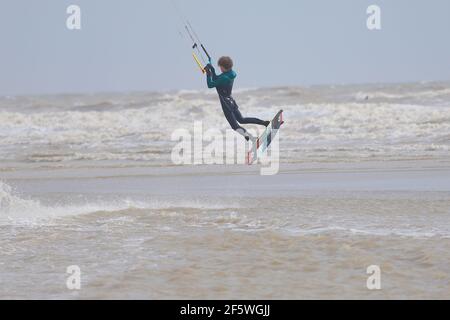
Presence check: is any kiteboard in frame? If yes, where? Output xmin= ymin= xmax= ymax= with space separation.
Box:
xmin=246 ymin=110 xmax=284 ymax=165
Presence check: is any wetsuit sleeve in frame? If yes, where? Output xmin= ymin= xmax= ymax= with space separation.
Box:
xmin=207 ymin=75 xmax=231 ymax=89
xmin=206 ymin=65 xmax=231 ymax=89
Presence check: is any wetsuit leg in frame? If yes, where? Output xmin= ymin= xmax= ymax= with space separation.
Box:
xmin=220 ymin=97 xmax=252 ymax=139
xmin=230 ymin=100 xmax=267 ymax=126
xmin=221 ymin=100 xmax=243 ymax=130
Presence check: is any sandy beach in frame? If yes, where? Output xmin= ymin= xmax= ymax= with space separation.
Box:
xmin=1 ymin=160 xmax=450 ymax=299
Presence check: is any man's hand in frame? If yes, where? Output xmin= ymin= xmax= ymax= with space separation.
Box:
xmin=205 ymin=64 xmax=213 ymax=76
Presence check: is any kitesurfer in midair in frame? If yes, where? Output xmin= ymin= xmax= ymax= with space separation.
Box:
xmin=205 ymin=56 xmax=270 ymax=141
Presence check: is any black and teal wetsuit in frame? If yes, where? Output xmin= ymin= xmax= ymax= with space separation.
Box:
xmin=205 ymin=64 xmax=267 ymax=138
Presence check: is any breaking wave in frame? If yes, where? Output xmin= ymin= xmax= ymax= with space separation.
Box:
xmin=0 ymin=181 xmax=240 ymax=225
xmin=0 ymin=82 xmax=449 ymax=164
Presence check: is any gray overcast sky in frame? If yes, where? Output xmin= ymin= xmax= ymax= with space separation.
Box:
xmin=0 ymin=0 xmax=449 ymax=95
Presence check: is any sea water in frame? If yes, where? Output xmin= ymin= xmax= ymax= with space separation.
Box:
xmin=1 ymin=82 xmax=450 ymax=299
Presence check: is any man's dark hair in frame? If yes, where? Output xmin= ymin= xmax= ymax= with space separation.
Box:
xmin=218 ymin=56 xmax=233 ymax=71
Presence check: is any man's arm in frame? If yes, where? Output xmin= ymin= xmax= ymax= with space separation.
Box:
xmin=205 ymin=64 xmax=218 ymax=79
xmin=205 ymin=64 xmax=229 ymax=89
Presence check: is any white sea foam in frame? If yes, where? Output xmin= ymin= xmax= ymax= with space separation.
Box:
xmin=0 ymin=83 xmax=449 ymax=164
xmin=0 ymin=181 xmax=240 ymax=225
